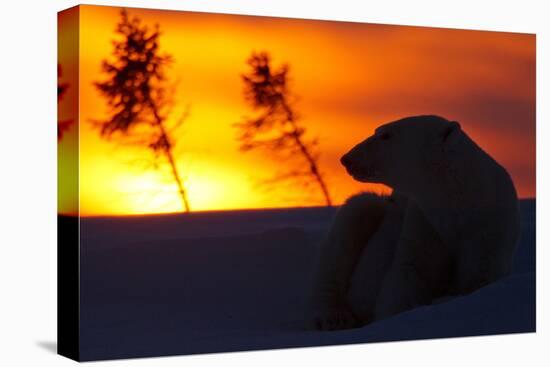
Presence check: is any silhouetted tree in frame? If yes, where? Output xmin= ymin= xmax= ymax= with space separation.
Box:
xmin=57 ymin=64 xmax=73 ymax=141
xmin=236 ymin=51 xmax=332 ymax=206
xmin=94 ymin=10 xmax=191 ymax=212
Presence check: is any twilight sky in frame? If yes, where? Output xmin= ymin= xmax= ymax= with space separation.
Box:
xmin=58 ymin=5 xmax=535 ymax=216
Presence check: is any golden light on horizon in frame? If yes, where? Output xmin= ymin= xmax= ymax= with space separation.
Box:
xmin=58 ymin=5 xmax=535 ymax=216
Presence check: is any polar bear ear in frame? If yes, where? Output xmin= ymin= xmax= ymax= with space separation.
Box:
xmin=442 ymin=121 xmax=461 ymax=143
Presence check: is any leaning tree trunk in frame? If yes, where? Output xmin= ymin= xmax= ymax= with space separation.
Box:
xmin=283 ymin=102 xmax=332 ymax=207
xmin=163 ymin=140 xmax=191 ymax=213
xmin=152 ymin=109 xmax=191 ymax=213
xmin=292 ymin=129 xmax=333 ymax=207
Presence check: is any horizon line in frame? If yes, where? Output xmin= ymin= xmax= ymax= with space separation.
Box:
xmin=60 ymin=196 xmax=537 ymax=219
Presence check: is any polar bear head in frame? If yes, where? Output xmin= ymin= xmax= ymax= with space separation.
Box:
xmin=340 ymin=115 xmax=461 ymax=192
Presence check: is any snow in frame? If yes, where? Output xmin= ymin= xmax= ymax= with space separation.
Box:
xmin=78 ymin=200 xmax=535 ymax=361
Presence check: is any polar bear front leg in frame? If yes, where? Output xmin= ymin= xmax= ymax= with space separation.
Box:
xmin=310 ymin=193 xmax=388 ymax=330
xmin=374 ymin=202 xmax=452 ymax=321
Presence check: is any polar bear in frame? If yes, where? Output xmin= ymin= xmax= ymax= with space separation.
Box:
xmin=310 ymin=115 xmax=519 ymax=330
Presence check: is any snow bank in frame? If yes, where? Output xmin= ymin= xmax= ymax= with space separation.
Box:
xmin=78 ymin=200 xmax=535 ymax=360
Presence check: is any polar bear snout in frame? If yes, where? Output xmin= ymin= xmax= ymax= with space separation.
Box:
xmin=341 ymin=152 xmax=376 ymax=183
xmin=341 ymin=139 xmax=378 ymax=181
xmin=340 ymin=153 xmax=361 ymax=178
xmin=340 ymin=154 xmax=352 ymax=169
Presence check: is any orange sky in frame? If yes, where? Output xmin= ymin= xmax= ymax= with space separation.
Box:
xmin=58 ymin=5 xmax=536 ymax=216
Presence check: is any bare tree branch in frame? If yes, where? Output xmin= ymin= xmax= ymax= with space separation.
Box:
xmin=93 ymin=9 xmax=191 ymax=213
xmin=236 ymin=51 xmax=332 ymax=206
xmin=57 ymin=64 xmax=73 ymax=141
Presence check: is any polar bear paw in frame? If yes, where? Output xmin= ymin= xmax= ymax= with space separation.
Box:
xmin=313 ymin=304 xmax=359 ymax=331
